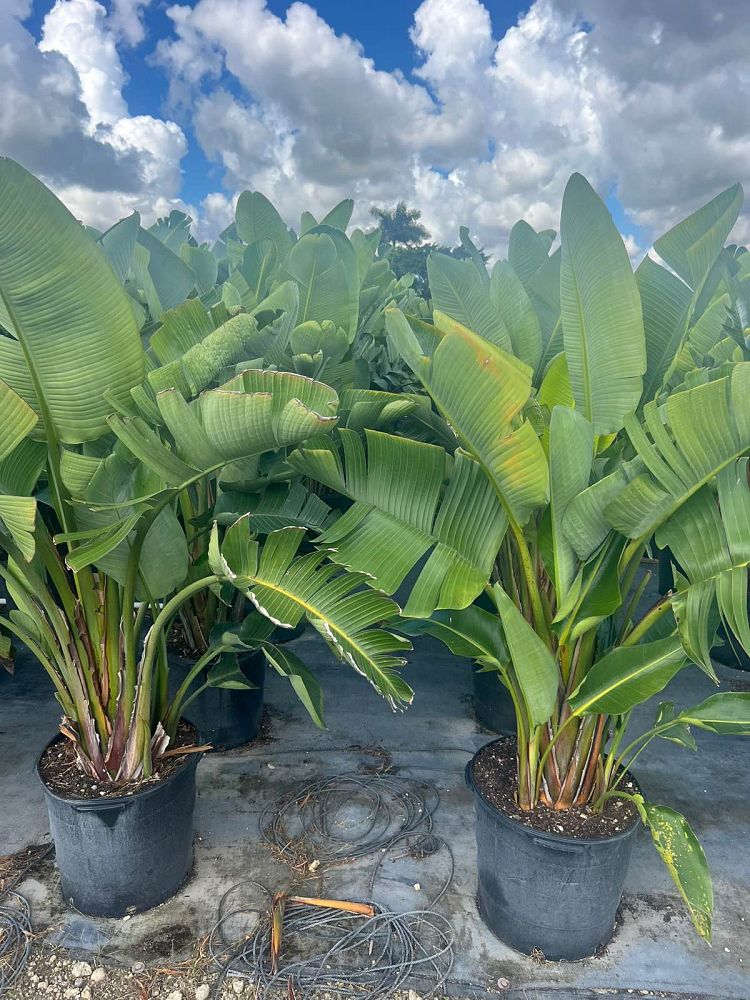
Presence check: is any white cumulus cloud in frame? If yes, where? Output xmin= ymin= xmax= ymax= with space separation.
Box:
xmin=1 ymin=0 xmax=748 ymax=251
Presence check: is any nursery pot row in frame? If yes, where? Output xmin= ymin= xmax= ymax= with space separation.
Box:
xmin=465 ymin=741 xmax=640 ymax=961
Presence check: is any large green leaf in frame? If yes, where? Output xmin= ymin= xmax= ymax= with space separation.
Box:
xmin=0 ymin=496 xmax=37 ymax=560
xmin=427 ymin=253 xmax=511 ymax=351
xmin=548 ymin=406 xmax=594 ymax=603
xmin=214 ymin=481 xmax=335 ymax=534
xmin=636 ymin=254 xmax=692 ymax=402
xmin=676 ymin=692 xmax=750 ymax=735
xmin=385 ymin=308 xmax=548 ymax=525
xmin=507 ymin=220 xmax=553 ymax=289
xmin=261 ymin=642 xmax=326 ymax=728
xmin=210 ymin=521 xmax=412 ymax=709
xmin=560 ymin=173 xmax=646 ymax=434
xmin=634 ymin=798 xmax=713 ymax=941
xmin=492 ymin=583 xmax=557 ymax=726
xmin=655 ymin=462 xmax=750 ymax=670
xmin=606 ymin=364 xmax=750 ymax=540
xmin=653 ymin=184 xmax=742 ymax=292
xmin=0 ymin=378 xmax=37 ymax=461
xmin=136 ymin=226 xmax=195 ymax=319
xmin=400 ymin=604 xmax=508 ymax=665
xmin=235 ymin=191 xmax=293 ymax=257
xmin=283 ymin=228 xmax=359 ymax=338
xmin=290 ymin=428 xmax=506 ymax=617
xmin=490 ymin=261 xmax=543 ymax=372
xmin=0 ymin=158 xmax=144 ymax=443
xmin=568 ymin=635 xmax=687 ymax=716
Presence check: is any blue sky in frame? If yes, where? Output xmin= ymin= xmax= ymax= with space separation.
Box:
xmin=5 ymin=0 xmax=746 ymax=254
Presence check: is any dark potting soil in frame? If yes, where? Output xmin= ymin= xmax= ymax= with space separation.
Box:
xmin=471 ymin=738 xmax=640 ymax=839
xmin=38 ymin=720 xmax=201 ymax=801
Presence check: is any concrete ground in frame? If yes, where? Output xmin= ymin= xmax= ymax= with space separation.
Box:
xmin=1 ymin=594 xmax=749 ymax=1000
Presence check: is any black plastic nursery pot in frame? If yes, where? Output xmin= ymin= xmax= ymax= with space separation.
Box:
xmin=37 ymin=737 xmax=201 ymax=917
xmin=169 ymin=650 xmax=266 ymax=751
xmin=465 ymin=743 xmax=640 ymax=961
xmin=472 ymin=668 xmax=516 ymax=734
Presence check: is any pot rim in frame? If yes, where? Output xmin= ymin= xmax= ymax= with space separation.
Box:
xmin=467 ymin=738 xmax=641 ymax=847
xmin=36 ymin=730 xmax=202 ymax=807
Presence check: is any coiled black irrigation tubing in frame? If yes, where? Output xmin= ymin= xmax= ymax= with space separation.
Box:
xmin=259 ymin=772 xmax=440 ymax=863
xmin=0 ymin=845 xmax=53 ymax=995
xmin=209 ymin=773 xmax=455 ymax=999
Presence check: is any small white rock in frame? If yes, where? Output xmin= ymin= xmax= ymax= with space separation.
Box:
xmin=81 ymin=989 xmax=92 ymax=1000
xmin=64 ymin=989 xmax=80 ymax=999
xmin=91 ymin=969 xmax=106 ymax=983
xmin=413 ymin=882 xmax=421 ymax=891
xmin=195 ymin=986 xmax=210 ymax=1000
xmin=231 ymin=980 xmax=244 ymax=995
xmin=166 ymin=991 xmax=183 ymax=1000
xmin=71 ymin=962 xmax=92 ymax=979
xmin=408 ymin=991 xmax=422 ymax=1000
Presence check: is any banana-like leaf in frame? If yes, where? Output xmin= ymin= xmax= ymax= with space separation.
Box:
xmin=0 ymin=378 xmax=37 ymax=461
xmin=100 ymin=370 xmax=339 ymax=494
xmin=568 ymin=635 xmax=687 ymax=716
xmin=210 ymin=520 xmax=412 ymax=709
xmin=385 ymin=307 xmax=548 ymax=526
xmin=235 ymin=191 xmax=294 ymax=257
xmin=634 ymin=798 xmax=713 ymax=941
xmin=654 ymin=701 xmax=697 ymax=751
xmin=492 ymin=583 xmax=557 ymax=726
xmin=261 ymin=641 xmax=326 ymax=728
xmin=655 ymin=461 xmax=750 ymax=669
xmin=604 ymin=365 xmax=750 ymax=541
xmin=0 ymin=439 xmax=46 ymax=496
xmin=214 ymin=481 xmax=335 ymax=534
xmin=290 ymin=428 xmax=507 ymax=617
xmin=226 ymin=239 xmax=278 ymax=310
xmin=676 ymin=692 xmax=750 ymax=735
xmin=508 ymin=220 xmax=554 ymax=289
xmin=399 ymin=604 xmax=508 ymax=665
xmin=653 ymin=183 xmax=742 ymax=292
xmin=0 ymin=158 xmax=144 ymax=443
xmin=0 ymin=496 xmax=37 ymax=560
xmin=180 ymin=243 xmax=218 ymax=295
xmin=283 ymin=228 xmax=359 ymax=339
xmin=135 ymin=226 xmax=195 ymax=319
xmin=320 ymin=199 xmax=354 ymax=231
xmin=71 ymin=450 xmax=190 ymax=598
xmin=548 ymin=406 xmax=594 ymax=603
xmin=427 ymin=253 xmax=512 ymax=351
xmin=560 ymin=173 xmax=646 ymax=434
xmin=490 ymin=261 xmax=542 ymax=372
xmin=339 ymin=388 xmax=419 ymax=432
xmin=205 ymin=652 xmax=258 ymax=690
xmin=637 ymin=255 xmax=692 ymax=402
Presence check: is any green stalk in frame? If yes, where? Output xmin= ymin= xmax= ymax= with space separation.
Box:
xmin=621 ymin=593 xmax=674 ymax=647
xmin=104 ymin=580 xmax=122 ymax=717
xmin=131 ymin=575 xmax=222 ymax=770
xmin=164 ymin=646 xmax=222 ymax=732
xmin=617 ymin=570 xmax=652 ymax=644
xmin=508 ymin=519 xmax=546 ymax=638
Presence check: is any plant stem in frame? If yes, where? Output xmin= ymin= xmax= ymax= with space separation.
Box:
xmin=622 ymin=593 xmax=674 ymax=647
